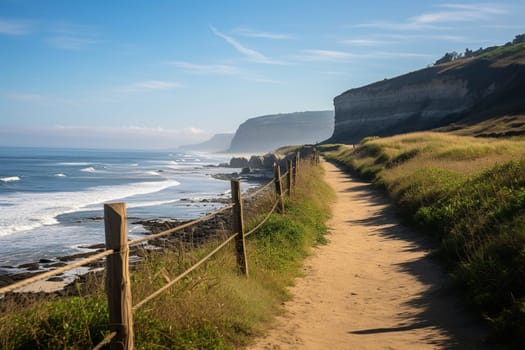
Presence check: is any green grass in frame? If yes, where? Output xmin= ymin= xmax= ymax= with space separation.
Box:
xmin=0 ymin=159 xmax=334 ymax=349
xmin=320 ymin=132 xmax=525 ymax=347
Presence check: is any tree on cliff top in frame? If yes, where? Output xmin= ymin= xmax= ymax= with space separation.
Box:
xmin=434 ymin=33 xmax=525 ymax=65
xmin=513 ymin=34 xmax=525 ymax=44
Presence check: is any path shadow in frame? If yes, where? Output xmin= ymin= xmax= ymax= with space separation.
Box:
xmin=324 ymin=161 xmax=503 ymax=349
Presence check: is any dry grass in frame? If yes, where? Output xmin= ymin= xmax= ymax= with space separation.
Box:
xmin=321 ymin=131 xmax=525 ymax=346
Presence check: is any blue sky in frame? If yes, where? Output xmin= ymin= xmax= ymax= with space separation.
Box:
xmin=1 ymin=0 xmax=524 ymax=149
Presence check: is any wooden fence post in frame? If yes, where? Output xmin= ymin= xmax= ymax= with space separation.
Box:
xmin=104 ymin=203 xmax=134 ymax=350
xmin=274 ymin=164 xmax=285 ymax=214
xmin=296 ymin=151 xmax=301 ymax=173
xmin=286 ymin=159 xmax=292 ymax=197
xmin=231 ymin=180 xmax=248 ymax=276
xmin=292 ymin=157 xmax=297 ymax=192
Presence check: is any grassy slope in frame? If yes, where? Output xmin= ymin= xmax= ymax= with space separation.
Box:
xmin=0 ymin=161 xmax=334 ymax=349
xmin=438 ymin=114 xmax=525 ymax=138
xmin=321 ymin=132 xmax=525 ymax=347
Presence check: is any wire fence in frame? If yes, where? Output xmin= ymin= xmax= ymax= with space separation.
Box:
xmin=0 ymin=149 xmax=321 ymax=350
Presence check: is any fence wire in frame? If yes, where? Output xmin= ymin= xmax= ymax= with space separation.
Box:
xmin=0 ymin=249 xmax=114 ymax=295
xmin=128 ymin=203 xmax=234 ymax=247
xmin=243 ymin=177 xmax=275 ymax=200
xmin=91 ymin=331 xmax=117 ymax=350
xmin=132 ymin=231 xmax=239 ymax=311
xmin=244 ymin=198 xmax=279 ymax=237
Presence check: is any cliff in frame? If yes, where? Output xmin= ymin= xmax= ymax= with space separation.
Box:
xmin=228 ymin=111 xmax=334 ymax=153
xmin=329 ymin=42 xmax=525 ymax=143
xmin=178 ymin=133 xmax=234 ymax=153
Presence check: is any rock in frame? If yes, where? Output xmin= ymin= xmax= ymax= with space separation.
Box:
xmin=262 ymin=153 xmax=279 ymax=168
xmin=18 ymin=262 xmax=40 ymax=270
xmin=58 ymin=251 xmax=102 ymax=262
xmin=47 ymin=276 xmax=64 ymax=282
xmin=39 ymin=258 xmax=54 ymax=264
xmin=78 ymin=243 xmax=106 ymax=250
xmin=230 ymin=157 xmax=249 ymax=168
xmin=248 ymin=155 xmax=264 ymax=168
xmin=47 ymin=262 xmax=67 ymax=268
xmin=0 ymin=274 xmax=14 ymax=287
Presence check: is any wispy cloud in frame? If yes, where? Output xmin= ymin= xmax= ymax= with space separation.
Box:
xmin=299 ymin=49 xmax=356 ymax=62
xmin=353 ymin=20 xmax=442 ymax=31
xmin=354 ymin=3 xmax=510 ymax=31
xmin=117 ymin=80 xmax=183 ymax=93
xmin=232 ymin=27 xmax=294 ymax=40
xmin=294 ymin=49 xmax=432 ymax=63
xmin=5 ymin=92 xmax=73 ymax=104
xmin=0 ymin=18 xmax=34 ymax=35
xmin=169 ymin=60 xmax=280 ymax=84
xmin=341 ymin=38 xmax=394 ymax=46
xmin=6 ymin=93 xmax=48 ymax=102
xmin=0 ymin=17 xmax=102 ymax=50
xmin=210 ymin=25 xmax=283 ymax=64
xmin=345 ymin=34 xmax=470 ymax=45
xmin=383 ymin=33 xmax=469 ymax=42
xmin=413 ymin=3 xmax=508 ymax=24
xmin=46 ymin=35 xmax=99 ymax=50
xmin=43 ymin=20 xmax=102 ymax=50
xmin=372 ymin=51 xmax=434 ymax=59
xmin=168 ymin=61 xmax=241 ymax=75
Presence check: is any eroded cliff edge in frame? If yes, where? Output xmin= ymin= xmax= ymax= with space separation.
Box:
xmin=329 ymin=44 xmax=525 ymax=143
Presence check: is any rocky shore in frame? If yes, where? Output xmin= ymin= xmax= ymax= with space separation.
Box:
xmin=0 ymin=166 xmax=276 ymax=301
xmin=1 ymin=145 xmax=317 ymax=301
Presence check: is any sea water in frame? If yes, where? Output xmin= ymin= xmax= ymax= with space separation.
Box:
xmin=0 ymin=147 xmax=241 ymax=267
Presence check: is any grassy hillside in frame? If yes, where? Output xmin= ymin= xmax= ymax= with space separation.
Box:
xmin=321 ymin=132 xmax=525 ymax=347
xmin=0 ymin=160 xmax=334 ymax=349
xmin=438 ymin=114 xmax=525 ymax=138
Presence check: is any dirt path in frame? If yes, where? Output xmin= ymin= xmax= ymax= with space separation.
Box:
xmin=249 ymin=160 xmax=492 ymax=350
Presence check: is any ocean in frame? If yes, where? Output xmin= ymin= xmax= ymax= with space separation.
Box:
xmin=0 ymin=147 xmax=243 ymax=267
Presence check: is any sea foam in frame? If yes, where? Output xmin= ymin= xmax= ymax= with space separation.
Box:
xmin=0 ymin=176 xmax=20 ymax=183
xmin=0 ymin=179 xmax=180 ymax=237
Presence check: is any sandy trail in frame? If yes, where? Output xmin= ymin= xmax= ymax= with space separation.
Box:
xmin=249 ymin=160 xmax=491 ymax=350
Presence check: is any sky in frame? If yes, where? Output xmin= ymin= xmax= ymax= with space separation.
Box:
xmin=1 ymin=0 xmax=524 ymax=149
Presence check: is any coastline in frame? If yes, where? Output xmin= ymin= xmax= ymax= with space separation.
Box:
xmin=0 ymin=169 xmax=273 ymax=295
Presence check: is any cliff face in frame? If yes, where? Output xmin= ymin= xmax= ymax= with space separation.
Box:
xmin=330 ymin=44 xmax=525 ymax=143
xmin=229 ymin=111 xmax=334 ymax=153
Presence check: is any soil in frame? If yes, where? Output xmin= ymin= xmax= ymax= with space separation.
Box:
xmin=248 ymin=160 xmax=495 ymax=350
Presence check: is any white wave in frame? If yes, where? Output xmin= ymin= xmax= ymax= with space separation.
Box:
xmin=1 ymin=176 xmax=20 ymax=183
xmin=0 ymin=179 xmax=181 ymax=237
xmin=80 ymin=167 xmax=96 ymax=173
xmin=54 ymin=173 xmax=67 ymax=177
xmin=144 ymin=171 xmax=161 ymax=176
xmin=126 ymin=198 xmax=181 ymax=209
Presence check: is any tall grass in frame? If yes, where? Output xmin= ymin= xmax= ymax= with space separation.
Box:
xmin=321 ymin=132 xmax=525 ymax=347
xmin=0 ymin=160 xmax=334 ymax=349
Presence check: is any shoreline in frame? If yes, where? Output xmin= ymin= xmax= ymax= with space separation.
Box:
xmin=0 ymin=170 xmax=273 ymax=295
